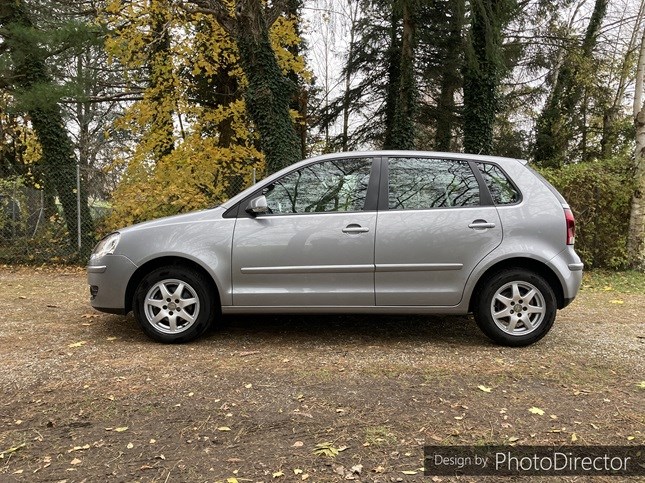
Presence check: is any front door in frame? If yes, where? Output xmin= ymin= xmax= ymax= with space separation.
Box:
xmin=232 ymin=157 xmax=377 ymax=307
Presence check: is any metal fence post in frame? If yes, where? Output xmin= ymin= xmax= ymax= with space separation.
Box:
xmin=76 ymin=164 xmax=81 ymax=250
xmin=12 ymin=179 xmax=17 ymax=239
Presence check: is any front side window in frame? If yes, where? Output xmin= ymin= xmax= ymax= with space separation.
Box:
xmin=478 ymin=163 xmax=520 ymax=205
xmin=388 ymin=157 xmax=480 ymax=210
xmin=263 ymin=158 xmax=372 ymax=214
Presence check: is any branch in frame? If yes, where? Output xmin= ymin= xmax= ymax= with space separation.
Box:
xmin=266 ymin=0 xmax=288 ymax=27
xmin=180 ymin=0 xmax=235 ymax=34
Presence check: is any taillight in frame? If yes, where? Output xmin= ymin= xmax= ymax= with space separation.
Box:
xmin=564 ymin=208 xmax=575 ymax=245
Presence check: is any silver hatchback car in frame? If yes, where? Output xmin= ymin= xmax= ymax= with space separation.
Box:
xmin=88 ymin=151 xmax=583 ymax=346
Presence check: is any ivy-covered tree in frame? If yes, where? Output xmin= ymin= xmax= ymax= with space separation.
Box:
xmin=0 ymin=0 xmax=96 ymax=252
xmin=462 ymin=0 xmax=516 ymax=155
xmin=383 ymin=0 xmax=417 ymax=150
xmin=185 ymin=0 xmax=303 ymax=173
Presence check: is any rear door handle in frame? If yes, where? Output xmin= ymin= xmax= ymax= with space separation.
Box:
xmin=468 ymin=220 xmax=496 ymax=230
xmin=342 ymin=223 xmax=370 ymax=234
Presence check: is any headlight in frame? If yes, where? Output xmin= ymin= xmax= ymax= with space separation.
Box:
xmin=90 ymin=232 xmax=120 ymax=261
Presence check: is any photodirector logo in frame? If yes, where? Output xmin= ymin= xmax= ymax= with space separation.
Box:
xmin=423 ymin=445 xmax=644 ymax=476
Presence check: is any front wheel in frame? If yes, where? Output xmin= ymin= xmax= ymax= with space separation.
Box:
xmin=474 ymin=269 xmax=557 ymax=347
xmin=133 ymin=266 xmax=216 ymax=343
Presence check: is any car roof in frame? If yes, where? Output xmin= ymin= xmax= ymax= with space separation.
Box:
xmin=306 ymin=150 xmax=528 ymax=165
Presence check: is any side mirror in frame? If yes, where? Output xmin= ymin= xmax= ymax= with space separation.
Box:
xmin=245 ymin=195 xmax=268 ymax=216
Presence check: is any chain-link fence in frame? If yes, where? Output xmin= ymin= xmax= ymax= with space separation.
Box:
xmin=0 ymin=167 xmax=257 ymax=264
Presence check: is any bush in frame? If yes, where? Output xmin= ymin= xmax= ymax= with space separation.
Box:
xmin=539 ymin=157 xmax=635 ymax=269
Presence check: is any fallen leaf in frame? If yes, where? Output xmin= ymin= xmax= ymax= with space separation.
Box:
xmin=627 ymin=436 xmax=635 ymax=441
xmin=590 ymin=423 xmax=599 ymax=429
xmin=126 ymin=443 xmax=133 ymax=449
xmin=293 ymin=441 xmax=304 ymax=447
xmin=508 ymin=436 xmax=519 ymax=442
xmin=244 ymin=384 xmax=252 ymax=389
xmin=301 ymin=474 xmax=309 ymax=480
xmin=637 ymin=381 xmax=645 ymax=390
xmin=217 ymin=426 xmax=231 ymax=431
xmin=68 ymin=341 xmax=86 ymax=348
xmin=571 ymin=433 xmax=578 ymax=442
xmin=402 ymin=470 xmax=418 ymax=475
xmin=70 ymin=458 xmax=81 ymax=465
xmin=478 ymin=385 xmax=492 ymax=393
xmin=294 ymin=469 xmax=303 ymax=475
xmin=226 ymin=478 xmax=239 ymax=483
xmin=273 ymin=470 xmax=284 ymax=478
xmin=529 ymin=407 xmax=545 ymax=416
xmin=149 ymin=439 xmax=156 ymax=444
xmin=313 ymin=442 xmax=339 ymax=457
xmin=609 ymin=299 xmax=624 ymax=304
xmin=113 ymin=427 xmax=128 ymax=432
xmin=350 ymin=464 xmax=363 ymax=474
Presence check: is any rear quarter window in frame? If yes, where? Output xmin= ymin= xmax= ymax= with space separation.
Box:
xmin=477 ymin=163 xmax=520 ymax=205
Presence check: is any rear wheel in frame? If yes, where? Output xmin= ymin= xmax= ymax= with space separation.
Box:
xmin=474 ymin=269 xmax=557 ymax=346
xmin=133 ymin=266 xmax=216 ymax=343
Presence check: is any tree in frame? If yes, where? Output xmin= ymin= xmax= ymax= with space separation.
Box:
xmin=185 ymin=0 xmax=302 ymax=173
xmin=0 ymin=0 xmax=95 ymax=252
xmin=534 ymin=0 xmax=609 ymax=167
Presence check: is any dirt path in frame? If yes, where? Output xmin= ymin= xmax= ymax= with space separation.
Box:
xmin=0 ymin=268 xmax=643 ymax=482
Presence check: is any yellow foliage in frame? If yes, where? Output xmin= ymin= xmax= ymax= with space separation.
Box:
xmin=104 ymin=0 xmax=309 ymax=229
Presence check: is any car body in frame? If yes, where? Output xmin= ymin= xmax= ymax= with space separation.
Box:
xmin=87 ymin=151 xmax=583 ymax=346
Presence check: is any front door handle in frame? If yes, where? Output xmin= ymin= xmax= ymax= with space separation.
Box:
xmin=468 ymin=220 xmax=496 ymax=230
xmin=342 ymin=223 xmax=370 ymax=234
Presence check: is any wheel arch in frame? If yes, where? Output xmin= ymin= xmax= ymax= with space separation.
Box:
xmin=124 ymin=256 xmax=221 ymax=314
xmin=468 ymin=257 xmax=565 ymax=312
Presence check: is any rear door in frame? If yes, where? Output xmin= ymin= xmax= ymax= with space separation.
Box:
xmin=375 ymin=156 xmax=502 ymax=306
xmin=231 ymin=156 xmax=379 ymax=307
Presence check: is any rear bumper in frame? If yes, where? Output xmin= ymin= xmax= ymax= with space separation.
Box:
xmin=550 ymin=247 xmax=583 ymax=307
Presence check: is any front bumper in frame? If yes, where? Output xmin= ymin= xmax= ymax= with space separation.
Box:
xmin=87 ymin=254 xmax=138 ymax=313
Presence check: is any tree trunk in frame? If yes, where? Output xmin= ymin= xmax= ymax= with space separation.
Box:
xmin=384 ymin=0 xmax=416 ymax=150
xmin=434 ymin=0 xmax=464 ymax=151
xmin=234 ymin=0 xmax=301 ymax=173
xmin=463 ymin=0 xmax=506 ymax=155
xmin=628 ymin=27 xmax=645 ymax=270
xmin=149 ymin=0 xmax=175 ymax=161
xmin=383 ymin=6 xmax=402 ymax=149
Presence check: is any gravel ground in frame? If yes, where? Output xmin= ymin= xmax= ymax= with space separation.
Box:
xmin=0 ymin=267 xmax=643 ymax=482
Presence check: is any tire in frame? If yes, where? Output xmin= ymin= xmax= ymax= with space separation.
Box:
xmin=473 ymin=269 xmax=557 ymax=347
xmin=133 ymin=266 xmax=217 ymax=343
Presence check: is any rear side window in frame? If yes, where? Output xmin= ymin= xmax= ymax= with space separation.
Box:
xmin=478 ymin=163 xmax=520 ymax=205
xmin=388 ymin=157 xmax=480 ymax=210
